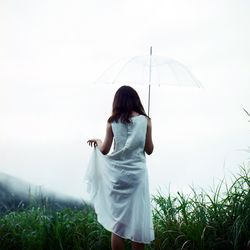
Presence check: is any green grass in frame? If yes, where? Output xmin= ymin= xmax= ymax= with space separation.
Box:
xmin=152 ymin=166 xmax=250 ymax=250
xmin=0 ymin=206 xmax=111 ymax=250
xmin=0 ymin=166 xmax=249 ymax=250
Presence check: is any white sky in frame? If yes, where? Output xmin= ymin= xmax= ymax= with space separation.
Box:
xmin=0 ymin=0 xmax=250 ymax=198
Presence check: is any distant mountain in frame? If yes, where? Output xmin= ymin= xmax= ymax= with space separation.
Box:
xmin=0 ymin=172 xmax=85 ymax=213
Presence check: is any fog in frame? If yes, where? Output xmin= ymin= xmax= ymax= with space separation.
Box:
xmin=1 ymin=83 xmax=249 ymax=199
xmin=1 ymin=0 xmax=250 ymax=198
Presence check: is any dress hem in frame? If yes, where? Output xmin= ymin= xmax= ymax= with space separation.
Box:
xmin=96 ymin=213 xmax=154 ymax=244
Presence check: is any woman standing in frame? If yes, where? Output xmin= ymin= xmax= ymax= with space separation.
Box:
xmin=86 ymin=85 xmax=154 ymax=250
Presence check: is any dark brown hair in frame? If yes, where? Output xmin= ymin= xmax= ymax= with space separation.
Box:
xmin=108 ymin=85 xmax=148 ymax=123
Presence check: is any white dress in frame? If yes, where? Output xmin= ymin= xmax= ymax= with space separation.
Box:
xmin=84 ymin=115 xmax=155 ymax=243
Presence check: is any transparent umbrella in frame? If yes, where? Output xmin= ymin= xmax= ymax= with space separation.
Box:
xmin=95 ymin=47 xmax=202 ymax=116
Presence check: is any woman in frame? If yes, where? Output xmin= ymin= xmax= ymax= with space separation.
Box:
xmin=86 ymin=85 xmax=154 ymax=250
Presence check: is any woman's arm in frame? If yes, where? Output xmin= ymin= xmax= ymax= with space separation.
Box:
xmin=144 ymin=118 xmax=154 ymax=155
xmin=87 ymin=122 xmax=114 ymax=155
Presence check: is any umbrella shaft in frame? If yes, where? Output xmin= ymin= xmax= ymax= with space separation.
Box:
xmin=148 ymin=46 xmax=152 ymax=116
xmin=148 ymin=84 xmax=151 ymax=116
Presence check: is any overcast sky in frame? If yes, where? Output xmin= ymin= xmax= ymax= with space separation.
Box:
xmin=0 ymin=0 xmax=250 ymax=198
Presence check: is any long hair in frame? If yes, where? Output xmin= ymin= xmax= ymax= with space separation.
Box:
xmin=108 ymin=85 xmax=148 ymax=123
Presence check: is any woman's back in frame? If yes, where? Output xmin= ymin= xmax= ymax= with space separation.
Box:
xmin=109 ymin=115 xmax=147 ymax=163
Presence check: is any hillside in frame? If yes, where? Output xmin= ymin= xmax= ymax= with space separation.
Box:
xmin=0 ymin=172 xmax=85 ymax=213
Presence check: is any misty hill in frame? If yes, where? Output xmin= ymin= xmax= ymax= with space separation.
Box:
xmin=0 ymin=172 xmax=85 ymax=213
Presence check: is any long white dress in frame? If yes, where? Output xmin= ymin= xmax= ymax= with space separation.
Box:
xmin=84 ymin=115 xmax=155 ymax=243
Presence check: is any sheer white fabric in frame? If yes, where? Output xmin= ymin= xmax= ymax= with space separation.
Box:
xmin=84 ymin=115 xmax=154 ymax=243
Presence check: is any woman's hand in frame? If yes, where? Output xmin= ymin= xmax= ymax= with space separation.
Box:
xmin=87 ymin=123 xmax=113 ymax=154
xmin=87 ymin=139 xmax=102 ymax=148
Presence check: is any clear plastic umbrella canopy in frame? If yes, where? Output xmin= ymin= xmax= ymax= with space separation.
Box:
xmin=95 ymin=47 xmax=202 ymax=115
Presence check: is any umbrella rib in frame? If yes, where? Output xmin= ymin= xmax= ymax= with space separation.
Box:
xmin=174 ymin=60 xmax=202 ymax=87
xmin=112 ymin=56 xmax=139 ymax=83
xmin=184 ymin=65 xmax=203 ymax=87
xmin=94 ymin=59 xmax=123 ymax=84
xmin=168 ymin=61 xmax=202 ymax=87
xmin=168 ymin=63 xmax=181 ymax=85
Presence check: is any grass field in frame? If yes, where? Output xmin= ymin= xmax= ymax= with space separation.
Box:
xmin=0 ymin=166 xmax=249 ymax=250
